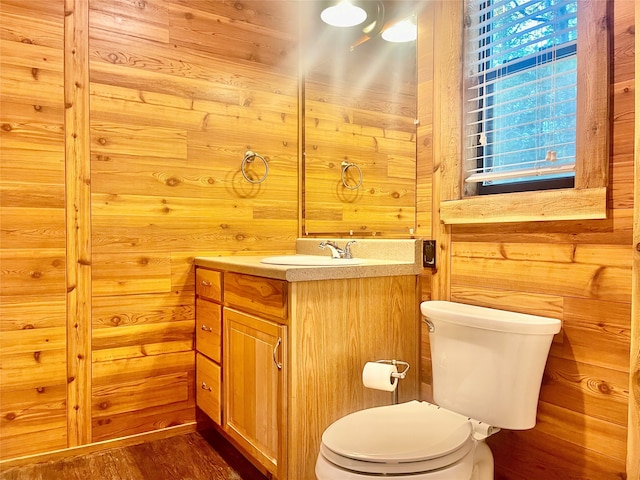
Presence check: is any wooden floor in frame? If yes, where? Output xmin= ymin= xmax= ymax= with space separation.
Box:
xmin=0 ymin=430 xmax=268 ymax=480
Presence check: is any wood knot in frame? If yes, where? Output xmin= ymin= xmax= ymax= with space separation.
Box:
xmin=33 ymin=351 xmax=41 ymax=363
xmin=165 ymin=177 xmax=180 ymax=186
xmin=207 ymin=177 xmax=215 ymax=184
xmin=99 ymin=402 xmax=109 ymax=410
xmin=111 ymin=316 xmax=122 ymax=326
xmin=23 ymin=324 xmax=35 ymax=330
xmin=5 ymin=412 xmax=16 ymax=421
xmin=235 ymin=234 xmax=245 ymax=241
xmin=234 ymin=2 xmax=244 ymax=10
xmin=36 ymin=387 xmax=45 ymax=393
xmin=185 ymin=12 xmax=193 ymax=20
xmin=1 ymin=123 xmax=12 ymax=132
xmin=30 ymin=271 xmax=42 ymax=279
xmin=31 ymin=68 xmax=39 ymax=80
xmin=33 ymin=105 xmax=42 ymax=111
xmin=139 ymin=257 xmax=149 ymax=265
xmin=392 ymin=191 xmax=400 ymax=199
xmin=220 ymin=223 xmax=229 ymax=230
xmin=635 ymin=242 xmax=640 ymax=253
xmin=136 ymin=0 xmax=146 ymax=8
xmin=67 ymin=376 xmax=75 ymax=383
xmin=98 ymin=137 xmax=107 ymax=145
xmin=21 ymin=38 xmax=33 ymax=44
xmin=597 ymin=381 xmax=611 ymax=394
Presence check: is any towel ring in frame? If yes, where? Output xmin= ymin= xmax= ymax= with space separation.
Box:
xmin=341 ymin=161 xmax=363 ymax=190
xmin=241 ymin=150 xmax=269 ymax=184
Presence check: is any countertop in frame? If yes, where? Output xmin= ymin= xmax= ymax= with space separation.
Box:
xmin=195 ymin=238 xmax=423 ymax=282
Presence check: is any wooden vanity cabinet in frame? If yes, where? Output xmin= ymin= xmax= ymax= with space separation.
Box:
xmin=194 ymin=266 xmax=420 ymax=480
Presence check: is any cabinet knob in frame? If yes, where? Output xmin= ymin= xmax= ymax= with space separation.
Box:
xmin=272 ymin=337 xmax=283 ymax=370
xmin=201 ymin=382 xmax=212 ymax=392
xmin=201 ymin=324 xmax=213 ymax=332
xmin=200 ymin=280 xmax=212 ymax=287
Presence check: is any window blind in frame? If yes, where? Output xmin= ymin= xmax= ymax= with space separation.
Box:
xmin=463 ymin=0 xmax=578 ymax=187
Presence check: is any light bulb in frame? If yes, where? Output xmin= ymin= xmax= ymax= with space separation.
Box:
xmin=321 ymin=1 xmax=367 ymax=28
xmin=382 ymin=18 xmax=417 ymax=43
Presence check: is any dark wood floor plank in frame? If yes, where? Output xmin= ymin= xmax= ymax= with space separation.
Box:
xmin=0 ymin=431 xmax=267 ymax=480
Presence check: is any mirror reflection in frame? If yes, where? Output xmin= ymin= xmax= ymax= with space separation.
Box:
xmin=301 ymin=1 xmax=420 ymax=237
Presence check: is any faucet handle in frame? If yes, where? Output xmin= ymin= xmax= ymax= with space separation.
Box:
xmin=318 ymin=241 xmax=342 ymax=258
xmin=344 ymin=240 xmax=357 ymax=259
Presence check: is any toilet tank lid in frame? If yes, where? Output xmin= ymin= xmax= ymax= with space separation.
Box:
xmin=421 ymin=301 xmax=561 ymax=335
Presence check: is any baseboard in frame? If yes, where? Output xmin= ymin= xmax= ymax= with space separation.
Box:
xmin=0 ymin=423 xmax=197 ymax=470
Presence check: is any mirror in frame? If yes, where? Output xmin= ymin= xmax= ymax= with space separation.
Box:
xmin=301 ymin=1 xmax=419 ymax=237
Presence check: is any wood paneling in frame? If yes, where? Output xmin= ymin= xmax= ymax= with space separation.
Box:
xmin=420 ymin=1 xmax=635 ymax=478
xmin=629 ymin=1 xmax=639 ymax=478
xmin=0 ymin=0 xmax=68 ymax=459
xmin=1 ymin=0 xmax=298 ymax=463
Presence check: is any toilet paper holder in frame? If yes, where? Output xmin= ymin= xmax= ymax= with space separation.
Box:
xmin=376 ymin=359 xmax=410 ymax=404
xmin=376 ymin=359 xmax=410 ymax=379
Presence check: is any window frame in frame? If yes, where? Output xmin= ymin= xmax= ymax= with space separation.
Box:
xmin=434 ymin=0 xmax=609 ymax=225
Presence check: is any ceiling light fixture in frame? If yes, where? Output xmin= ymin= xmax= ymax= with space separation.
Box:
xmin=381 ymin=16 xmax=417 ymax=43
xmin=320 ymin=1 xmax=367 ymax=28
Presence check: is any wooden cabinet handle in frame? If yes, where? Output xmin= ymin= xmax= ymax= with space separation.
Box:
xmin=200 ymin=280 xmax=212 ymax=287
xmin=272 ymin=337 xmax=283 ymax=370
xmin=201 ymin=324 xmax=213 ymax=332
xmin=201 ymin=382 xmax=212 ymax=392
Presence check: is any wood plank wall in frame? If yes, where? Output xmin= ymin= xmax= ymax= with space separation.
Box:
xmin=417 ymin=1 xmax=635 ymax=479
xmin=1 ymin=0 xmax=299 ymax=461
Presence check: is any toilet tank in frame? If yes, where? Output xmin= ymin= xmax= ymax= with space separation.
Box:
xmin=420 ymin=301 xmax=561 ymax=430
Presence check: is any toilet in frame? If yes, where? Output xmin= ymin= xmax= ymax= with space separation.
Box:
xmin=316 ymin=300 xmax=561 ymax=479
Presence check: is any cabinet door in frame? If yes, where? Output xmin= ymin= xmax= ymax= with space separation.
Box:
xmin=223 ymin=308 xmax=287 ymax=479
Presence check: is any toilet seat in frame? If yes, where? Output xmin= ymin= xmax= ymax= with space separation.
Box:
xmin=320 ymin=401 xmax=474 ymax=475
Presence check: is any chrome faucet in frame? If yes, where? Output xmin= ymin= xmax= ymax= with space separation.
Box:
xmin=318 ymin=240 xmax=357 ymax=259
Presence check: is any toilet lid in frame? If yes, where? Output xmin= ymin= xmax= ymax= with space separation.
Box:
xmin=322 ymin=400 xmax=473 ymax=469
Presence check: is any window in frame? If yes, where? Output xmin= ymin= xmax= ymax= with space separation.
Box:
xmin=430 ymin=0 xmax=608 ymax=224
xmin=464 ymin=0 xmax=578 ymax=195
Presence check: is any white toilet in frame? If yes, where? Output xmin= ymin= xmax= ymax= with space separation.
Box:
xmin=316 ymin=300 xmax=561 ymax=479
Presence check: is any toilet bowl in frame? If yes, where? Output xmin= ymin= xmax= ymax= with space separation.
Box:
xmin=315 ymin=401 xmax=491 ymax=480
xmin=316 ymin=301 xmax=561 ymax=480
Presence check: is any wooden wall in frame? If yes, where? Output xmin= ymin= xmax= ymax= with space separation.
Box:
xmin=1 ymin=0 xmax=299 ymax=462
xmin=417 ymin=1 xmax=635 ymax=479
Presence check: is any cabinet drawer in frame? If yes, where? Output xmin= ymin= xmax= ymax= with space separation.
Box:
xmin=196 ymin=298 xmax=222 ymax=363
xmin=224 ymin=272 xmax=288 ymax=320
xmin=196 ymin=353 xmax=222 ymax=425
xmin=196 ymin=268 xmax=222 ymax=302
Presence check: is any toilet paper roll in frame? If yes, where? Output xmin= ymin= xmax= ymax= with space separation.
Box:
xmin=362 ymin=362 xmax=398 ymax=392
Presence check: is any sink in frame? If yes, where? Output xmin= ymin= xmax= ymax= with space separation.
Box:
xmin=260 ymin=255 xmax=363 ymax=266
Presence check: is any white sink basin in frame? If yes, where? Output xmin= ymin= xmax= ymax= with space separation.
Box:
xmin=260 ymin=255 xmax=363 ymax=266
